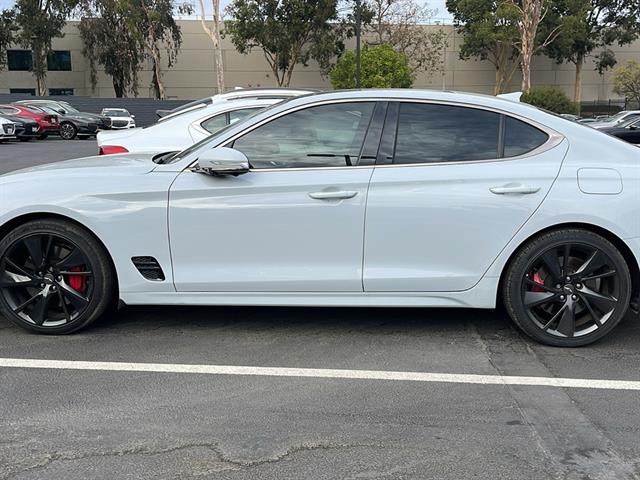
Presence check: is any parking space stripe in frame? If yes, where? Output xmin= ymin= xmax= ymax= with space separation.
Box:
xmin=1 ymin=357 xmax=639 ymax=391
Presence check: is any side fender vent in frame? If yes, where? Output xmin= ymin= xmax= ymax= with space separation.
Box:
xmin=131 ymin=256 xmax=166 ymax=281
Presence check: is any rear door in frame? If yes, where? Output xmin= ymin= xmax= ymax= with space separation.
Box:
xmin=363 ymin=101 xmax=568 ymax=292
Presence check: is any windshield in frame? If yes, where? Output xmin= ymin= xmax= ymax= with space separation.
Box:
xmin=604 ymin=111 xmax=627 ymax=123
xmin=617 ymin=116 xmax=640 ymax=128
xmin=59 ymin=101 xmax=79 ymax=113
xmin=37 ymin=106 xmax=60 ymax=116
xmin=103 ymin=110 xmax=129 ymax=117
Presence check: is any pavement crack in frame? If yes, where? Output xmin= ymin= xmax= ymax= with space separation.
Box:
xmin=3 ymin=441 xmax=379 ymax=479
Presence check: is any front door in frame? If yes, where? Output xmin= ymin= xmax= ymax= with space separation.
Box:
xmin=169 ymin=101 xmax=383 ymax=292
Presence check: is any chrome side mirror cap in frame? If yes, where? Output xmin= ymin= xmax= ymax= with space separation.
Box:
xmin=195 ymin=147 xmax=250 ymax=176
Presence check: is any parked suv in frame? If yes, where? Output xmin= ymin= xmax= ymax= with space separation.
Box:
xmin=15 ymin=100 xmax=111 ymax=140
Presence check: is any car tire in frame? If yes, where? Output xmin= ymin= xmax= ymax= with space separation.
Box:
xmin=0 ymin=219 xmax=116 ymax=334
xmin=37 ymin=134 xmax=48 ymax=140
xmin=503 ymin=229 xmax=632 ymax=347
xmin=60 ymin=122 xmax=77 ymax=140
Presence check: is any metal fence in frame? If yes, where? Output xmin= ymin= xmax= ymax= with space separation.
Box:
xmin=0 ymin=94 xmax=192 ymax=127
xmin=579 ymin=99 xmax=638 ymax=118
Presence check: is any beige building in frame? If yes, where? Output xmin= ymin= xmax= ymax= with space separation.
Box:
xmin=1 ymin=20 xmax=639 ymax=100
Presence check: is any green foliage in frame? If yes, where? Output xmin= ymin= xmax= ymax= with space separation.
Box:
xmin=14 ymin=0 xmax=80 ymax=94
xmin=0 ymin=8 xmax=17 ymax=71
xmin=613 ymin=60 xmax=640 ymax=105
xmin=541 ymin=0 xmax=640 ymax=74
xmin=367 ymin=0 xmax=447 ymax=75
xmin=446 ymin=0 xmax=520 ymax=93
xmin=80 ymin=0 xmax=190 ymax=98
xmin=225 ymin=0 xmax=344 ymax=86
xmin=329 ymin=44 xmax=414 ymax=89
xmin=78 ymin=1 xmax=145 ymax=97
xmin=521 ymin=86 xmax=579 ymax=115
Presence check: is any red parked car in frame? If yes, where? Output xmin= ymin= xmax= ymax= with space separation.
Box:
xmin=0 ymin=104 xmax=60 ymax=139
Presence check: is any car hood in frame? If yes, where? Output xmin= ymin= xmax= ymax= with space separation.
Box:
xmin=0 ymin=153 xmax=158 ymax=183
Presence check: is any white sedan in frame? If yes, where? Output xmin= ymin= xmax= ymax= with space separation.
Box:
xmin=1 ymin=90 xmax=639 ymax=347
xmin=97 ymin=89 xmax=313 ymax=155
xmin=100 ymin=108 xmax=136 ymax=130
xmin=0 ymin=117 xmax=16 ymax=142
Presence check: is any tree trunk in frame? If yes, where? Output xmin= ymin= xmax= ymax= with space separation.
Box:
xmin=574 ymin=55 xmax=583 ymax=105
xmin=198 ymin=0 xmax=225 ymax=94
xmin=32 ymin=43 xmax=47 ymax=96
xmin=151 ymin=46 xmax=166 ymax=99
xmin=113 ymin=79 xmax=125 ymax=98
xmin=521 ymin=52 xmax=532 ymax=93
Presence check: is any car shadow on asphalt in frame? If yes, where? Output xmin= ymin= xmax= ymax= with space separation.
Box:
xmin=87 ymin=304 xmax=640 ymax=350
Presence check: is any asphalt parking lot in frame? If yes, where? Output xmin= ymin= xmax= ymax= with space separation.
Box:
xmin=1 ymin=139 xmax=640 ymax=480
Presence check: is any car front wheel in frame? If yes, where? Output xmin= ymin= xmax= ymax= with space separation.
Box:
xmin=503 ymin=229 xmax=632 ymax=347
xmin=59 ymin=122 xmax=77 ymax=140
xmin=0 ymin=219 xmax=115 ymax=334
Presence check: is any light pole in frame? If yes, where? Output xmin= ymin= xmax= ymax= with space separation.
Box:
xmin=355 ymin=0 xmax=361 ymax=88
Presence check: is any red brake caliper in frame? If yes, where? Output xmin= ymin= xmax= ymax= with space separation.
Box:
xmin=531 ymin=271 xmax=545 ymax=292
xmin=67 ymin=266 xmax=87 ymax=294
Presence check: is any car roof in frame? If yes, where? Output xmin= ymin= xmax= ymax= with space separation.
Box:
xmin=159 ymin=88 xmax=317 ymax=122
xmin=157 ymin=97 xmax=285 ymax=124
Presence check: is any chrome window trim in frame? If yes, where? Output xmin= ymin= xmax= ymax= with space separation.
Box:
xmin=186 ymin=96 xmax=565 ymax=172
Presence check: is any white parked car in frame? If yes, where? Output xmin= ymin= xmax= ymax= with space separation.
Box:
xmin=589 ymin=110 xmax=640 ymax=129
xmin=97 ymin=97 xmax=292 ymax=155
xmin=1 ymin=90 xmax=639 ymax=347
xmin=155 ymin=87 xmax=318 ymax=120
xmin=100 ymin=108 xmax=136 ymax=130
xmin=0 ymin=117 xmax=16 ymax=142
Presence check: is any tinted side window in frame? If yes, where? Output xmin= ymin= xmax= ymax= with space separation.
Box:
xmin=229 ymin=108 xmax=261 ymax=125
xmin=201 ymin=113 xmax=227 ymax=134
xmin=394 ymin=103 xmax=500 ymax=164
xmin=233 ymin=102 xmax=375 ymax=169
xmin=503 ymin=116 xmax=548 ymax=157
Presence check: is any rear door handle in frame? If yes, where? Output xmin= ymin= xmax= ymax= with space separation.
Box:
xmin=490 ymin=184 xmax=541 ymax=195
xmin=308 ymin=190 xmax=358 ymax=200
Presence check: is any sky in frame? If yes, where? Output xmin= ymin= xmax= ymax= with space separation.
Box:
xmin=0 ymin=0 xmax=453 ymax=21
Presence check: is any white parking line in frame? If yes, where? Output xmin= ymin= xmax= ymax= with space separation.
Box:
xmin=1 ymin=357 xmax=639 ymax=391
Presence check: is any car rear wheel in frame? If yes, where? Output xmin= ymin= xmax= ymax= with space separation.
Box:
xmin=503 ymin=229 xmax=632 ymax=347
xmin=0 ymin=219 xmax=115 ymax=334
xmin=60 ymin=122 xmax=77 ymax=140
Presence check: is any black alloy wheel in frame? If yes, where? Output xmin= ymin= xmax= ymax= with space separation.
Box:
xmin=0 ymin=220 xmax=114 ymax=334
xmin=59 ymin=122 xmax=77 ymax=140
xmin=504 ymin=229 xmax=632 ymax=346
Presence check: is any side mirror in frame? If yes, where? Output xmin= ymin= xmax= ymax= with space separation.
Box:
xmin=195 ymin=147 xmax=250 ymax=176
xmin=57 ymin=109 xmax=66 ymax=115
xmin=131 ymin=114 xmax=136 ymax=119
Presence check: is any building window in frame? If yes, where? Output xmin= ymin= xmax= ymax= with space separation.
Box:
xmin=47 ymin=51 xmax=72 ymax=71
xmin=7 ymin=50 xmax=33 ymax=71
xmin=9 ymin=88 xmax=36 ymax=95
xmin=48 ymin=88 xmax=74 ymax=96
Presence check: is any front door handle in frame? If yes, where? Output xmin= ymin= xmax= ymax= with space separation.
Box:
xmin=490 ymin=184 xmax=541 ymax=195
xmin=308 ymin=190 xmax=358 ymax=200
